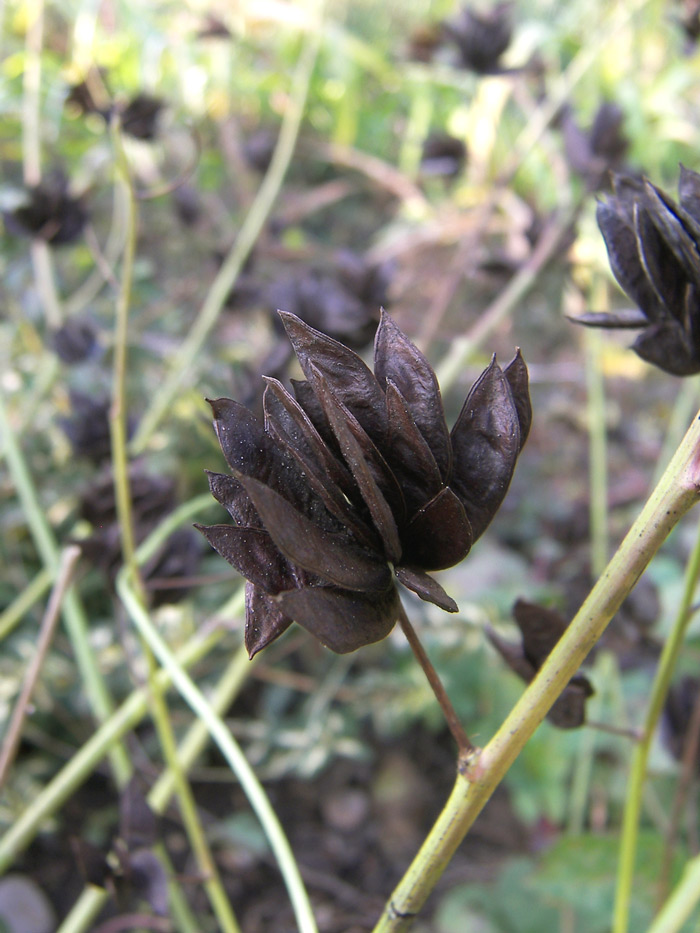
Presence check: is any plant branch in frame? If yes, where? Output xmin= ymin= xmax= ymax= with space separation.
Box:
xmin=613 ymin=507 xmax=700 ymax=933
xmin=117 ymin=570 xmax=319 ymax=933
xmin=397 ymin=603 xmax=474 ymax=758
xmin=0 ymin=386 xmax=130 ymax=784
xmin=0 ymin=622 xmax=230 ymax=874
xmin=0 ymin=545 xmax=81 ymax=787
xmin=0 ymin=567 xmax=53 ymax=642
xmin=373 ymin=409 xmax=700 ymax=932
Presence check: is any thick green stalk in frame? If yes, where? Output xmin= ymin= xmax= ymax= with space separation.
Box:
xmin=373 ymin=410 xmax=700 ymax=931
xmin=130 ymin=0 xmax=324 ymax=454
xmin=613 ymin=508 xmax=700 ymax=933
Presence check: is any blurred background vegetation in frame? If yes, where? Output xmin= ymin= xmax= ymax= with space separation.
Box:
xmin=3 ymin=0 xmax=700 ymax=930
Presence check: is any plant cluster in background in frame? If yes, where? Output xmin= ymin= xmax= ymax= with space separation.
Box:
xmin=3 ymin=0 xmax=700 ymax=931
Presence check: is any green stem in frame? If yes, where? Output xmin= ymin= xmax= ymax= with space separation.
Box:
xmin=60 ymin=637 xmax=251 ymax=933
xmin=148 ymin=642 xmax=254 ymax=813
xmin=0 ymin=546 xmax=81 ymax=788
xmin=0 ymin=625 xmax=228 ymax=873
xmin=612 ymin=508 xmax=700 ymax=933
xmin=147 ymin=653 xmax=242 ymax=933
xmin=109 ymin=121 xmax=141 ymax=592
xmin=117 ymin=571 xmax=319 ymax=933
xmin=22 ymin=0 xmax=42 ymax=188
xmin=30 ymin=241 xmax=63 ymax=329
xmin=585 ymin=326 xmax=609 ymax=578
xmin=130 ymin=0 xmax=325 ymax=455
xmin=646 ymin=854 xmax=700 ymax=933
xmin=0 ymin=567 xmax=53 ymax=642
xmin=0 ymin=387 xmax=130 ymax=784
xmin=373 ymin=409 xmax=700 ymax=932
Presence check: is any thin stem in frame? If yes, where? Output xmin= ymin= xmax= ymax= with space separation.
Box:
xmin=60 ymin=638 xmax=251 ymax=933
xmin=146 ymin=653 xmax=242 ymax=933
xmin=0 ymin=567 xmax=53 ymax=642
xmin=397 ymin=604 xmax=474 ymax=758
xmin=130 ymin=0 xmax=325 ymax=455
xmin=22 ymin=0 xmax=64 ymax=328
xmin=0 ymin=386 xmax=130 ymax=784
xmin=613 ymin=508 xmax=700 ymax=933
xmin=658 ymin=689 xmax=700 ymax=906
xmin=646 ymin=854 xmax=700 ymax=933
xmin=0 ymin=496 xmax=244 ymax=873
xmin=117 ymin=570 xmax=319 ymax=933
xmin=22 ymin=0 xmax=42 ymax=187
xmin=65 ymin=180 xmax=127 ymax=316
xmin=109 ymin=121 xmax=142 ymax=595
xmin=373 ymin=408 xmax=700 ymax=932
xmin=585 ymin=325 xmax=609 ymax=578
xmin=0 ymin=545 xmax=81 ymax=788
xmin=30 ymin=241 xmax=63 ymax=328
xmin=0 ymin=624 xmax=229 ymax=873
xmin=566 ymin=651 xmax=612 ymax=835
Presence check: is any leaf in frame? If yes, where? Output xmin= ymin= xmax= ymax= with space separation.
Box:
xmin=449 ymin=359 xmax=520 ymax=541
xmin=395 ymin=565 xmax=458 ymax=612
xmin=208 ymin=397 xmax=292 ymax=490
xmin=513 ymin=598 xmax=567 ymax=666
xmin=280 ymin=310 xmax=387 ymax=444
xmin=245 ymin=582 xmax=293 ymax=658
xmin=633 ymin=321 xmax=700 ymax=375
xmin=485 ymin=625 xmax=535 ymax=682
xmin=278 ymin=584 xmax=400 ymax=653
xmin=195 ymin=523 xmax=296 ymax=592
xmin=503 ymin=350 xmax=532 ymax=450
xmin=311 ymin=364 xmax=404 ymax=562
xmin=633 ymin=204 xmax=687 ymax=320
xmin=401 ymin=487 xmax=472 ymax=571
xmin=570 ymin=309 xmax=650 ymax=328
xmin=596 ymin=201 xmax=660 ymax=318
xmin=240 ymin=476 xmax=392 ymax=592
xmin=206 ymin=471 xmax=260 ymax=526
xmin=262 ymin=378 xmax=376 ymax=548
xmin=384 ymin=380 xmax=444 ymax=513
xmin=679 ymin=164 xmax=700 ymax=224
xmin=374 ymin=310 xmax=452 ymax=479
xmin=644 ymin=180 xmax=700 ymax=287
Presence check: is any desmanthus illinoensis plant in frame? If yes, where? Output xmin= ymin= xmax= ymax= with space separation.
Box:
xmin=197 ymin=309 xmax=530 ymax=660
xmin=197 ymin=288 xmax=700 ymax=931
xmin=574 ymin=165 xmax=700 ymax=375
xmin=198 ymin=308 xmax=530 ymax=755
